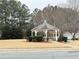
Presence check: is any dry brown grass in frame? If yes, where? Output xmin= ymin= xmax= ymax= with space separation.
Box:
xmin=67 ymin=40 xmax=79 ymax=46
xmin=0 ymin=39 xmax=71 ymax=49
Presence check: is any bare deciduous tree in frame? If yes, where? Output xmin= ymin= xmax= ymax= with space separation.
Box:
xmin=67 ymin=0 xmax=79 ymax=40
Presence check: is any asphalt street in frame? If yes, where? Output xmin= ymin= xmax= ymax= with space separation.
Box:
xmin=0 ymin=50 xmax=79 ymax=59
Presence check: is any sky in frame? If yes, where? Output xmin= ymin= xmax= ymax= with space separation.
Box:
xmin=18 ymin=0 xmax=67 ymax=12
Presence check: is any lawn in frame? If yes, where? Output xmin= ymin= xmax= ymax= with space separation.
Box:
xmin=0 ymin=39 xmax=71 ymax=49
xmin=67 ymin=40 xmax=79 ymax=47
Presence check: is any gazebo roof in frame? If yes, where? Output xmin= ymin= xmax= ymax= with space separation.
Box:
xmin=31 ymin=20 xmax=59 ymax=31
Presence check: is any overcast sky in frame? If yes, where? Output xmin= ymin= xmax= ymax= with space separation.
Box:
xmin=18 ymin=0 xmax=67 ymax=12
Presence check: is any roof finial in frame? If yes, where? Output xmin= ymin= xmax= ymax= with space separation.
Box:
xmin=44 ymin=20 xmax=47 ymax=24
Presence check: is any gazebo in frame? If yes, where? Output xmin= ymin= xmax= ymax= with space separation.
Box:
xmin=31 ymin=20 xmax=60 ymax=41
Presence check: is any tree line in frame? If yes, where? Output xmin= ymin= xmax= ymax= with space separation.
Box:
xmin=0 ymin=0 xmax=79 ymax=40
xmin=0 ymin=0 xmax=33 ymax=39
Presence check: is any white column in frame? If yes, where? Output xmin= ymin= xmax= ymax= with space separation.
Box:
xmin=55 ymin=30 xmax=58 ymax=41
xmin=35 ymin=31 xmax=37 ymax=36
xmin=45 ymin=30 xmax=48 ymax=39
xmin=58 ymin=30 xmax=60 ymax=37
xmin=31 ymin=31 xmax=33 ymax=36
xmin=52 ymin=32 xmax=54 ymax=39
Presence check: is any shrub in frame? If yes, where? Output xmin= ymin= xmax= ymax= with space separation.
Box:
xmin=33 ymin=36 xmax=44 ymax=42
xmin=58 ymin=33 xmax=63 ymax=42
xmin=63 ymin=37 xmax=68 ymax=42
xmin=26 ymin=29 xmax=31 ymax=37
xmin=27 ymin=36 xmax=44 ymax=42
xmin=27 ymin=36 xmax=34 ymax=42
xmin=1 ymin=26 xmax=23 ymax=39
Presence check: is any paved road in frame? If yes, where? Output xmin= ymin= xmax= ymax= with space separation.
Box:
xmin=0 ymin=50 xmax=79 ymax=59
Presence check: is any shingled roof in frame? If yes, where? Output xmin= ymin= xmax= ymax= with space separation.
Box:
xmin=31 ymin=20 xmax=59 ymax=31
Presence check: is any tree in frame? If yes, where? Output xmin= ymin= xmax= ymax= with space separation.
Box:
xmin=0 ymin=0 xmax=30 ymax=29
xmin=0 ymin=0 xmax=31 ymax=39
xmin=26 ymin=22 xmax=34 ymax=37
xmin=67 ymin=0 xmax=79 ymax=10
xmin=32 ymin=8 xmax=43 ymax=26
xmin=66 ymin=0 xmax=79 ymax=40
xmin=2 ymin=25 xmax=23 ymax=39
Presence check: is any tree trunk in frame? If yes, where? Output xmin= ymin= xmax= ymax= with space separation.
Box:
xmin=58 ymin=31 xmax=63 ymax=42
xmin=72 ymin=33 xmax=75 ymax=40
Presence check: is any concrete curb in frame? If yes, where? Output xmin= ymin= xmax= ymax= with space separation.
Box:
xmin=0 ymin=48 xmax=79 ymax=53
